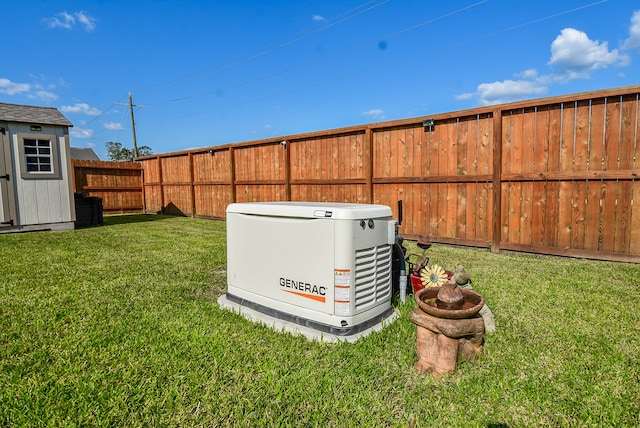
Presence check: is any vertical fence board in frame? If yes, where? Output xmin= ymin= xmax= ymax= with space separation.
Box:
xmin=584 ymin=180 xmax=600 ymax=251
xmin=456 ymin=183 xmax=466 ymax=238
xmin=605 ymin=96 xmax=621 ymax=172
xmin=534 ymin=106 xmax=550 ymax=173
xmin=575 ymin=101 xmax=591 ymax=172
xmin=498 ymin=183 xmax=507 ymax=242
xmin=560 ymin=102 xmax=576 ymax=173
xmin=445 ymin=183 xmax=456 ymax=238
xmin=558 ymin=100 xmax=575 ymax=250
xmin=557 ymin=181 xmax=572 ymax=248
xmin=548 ymin=105 xmax=562 ymax=172
xmin=478 ymin=114 xmax=491 ymax=176
xmin=619 ymin=95 xmax=637 ymax=170
xmin=521 ymin=108 xmax=535 ymax=174
xmin=479 ymin=183 xmax=491 ymax=242
xmin=502 ymin=112 xmax=512 ymax=175
xmin=589 ymin=99 xmax=606 ymax=171
xmin=631 ymin=94 xmax=640 ymax=255
xmin=544 ymin=181 xmax=559 ymax=247
xmin=397 ymin=127 xmax=408 ymax=178
xmin=507 ymin=182 xmax=521 ymax=244
xmin=630 ymin=181 xmax=640 ymax=254
xmin=519 ymin=181 xmax=533 ymax=245
xmin=445 ymin=120 xmax=456 ymax=176
xmin=457 ymin=118 xmax=469 ymax=175
xmin=465 ymin=182 xmax=477 ymax=240
xmin=616 ymin=180 xmax=632 ymax=253
xmin=427 ymin=183 xmax=438 ymax=237
xmin=600 ymin=181 xmax=617 ymax=252
xmin=467 ymin=116 xmax=478 ymax=176
xmin=509 ymin=110 xmax=523 ymax=245
xmin=431 ymin=124 xmax=442 ymax=176
xmin=511 ymin=111 xmax=523 ymax=174
xmin=407 ymin=126 xmax=420 ymax=177
xmin=571 ymin=180 xmax=587 ymax=250
xmin=531 ymin=182 xmax=546 ymax=247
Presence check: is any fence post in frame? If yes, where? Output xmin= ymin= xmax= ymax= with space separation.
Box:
xmin=365 ymin=128 xmax=373 ymax=204
xmin=229 ymin=146 xmax=236 ymax=203
xmin=157 ymin=155 xmax=164 ymax=214
xmin=71 ymin=160 xmax=78 ymax=193
xmin=188 ymin=152 xmax=196 ymax=217
xmin=140 ymin=167 xmax=146 ymax=214
xmin=491 ymin=109 xmax=503 ymax=253
xmin=284 ymin=140 xmax=291 ymax=201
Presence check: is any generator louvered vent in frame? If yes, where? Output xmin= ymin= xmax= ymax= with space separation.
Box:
xmin=354 ymin=244 xmax=391 ymax=310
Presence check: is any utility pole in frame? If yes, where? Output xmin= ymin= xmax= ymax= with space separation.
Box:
xmin=116 ymin=92 xmax=144 ymax=158
xmin=128 ymin=92 xmax=138 ymax=158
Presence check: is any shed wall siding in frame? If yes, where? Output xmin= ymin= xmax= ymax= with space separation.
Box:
xmin=10 ymin=124 xmax=74 ymax=226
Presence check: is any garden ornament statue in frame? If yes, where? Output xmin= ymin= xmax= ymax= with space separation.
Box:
xmin=410 ymin=278 xmax=487 ymax=379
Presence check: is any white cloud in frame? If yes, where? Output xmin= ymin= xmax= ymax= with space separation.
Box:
xmin=455 ymin=92 xmax=474 ymax=100
xmin=60 ymin=103 xmax=102 ymax=116
xmin=0 ymin=78 xmax=30 ymax=95
xmin=103 ymin=122 xmax=124 ymax=131
xmin=30 ymin=90 xmax=58 ymax=102
xmin=476 ymin=79 xmax=548 ymax=105
xmin=548 ymin=28 xmax=628 ymax=76
xmin=458 ymin=24 xmax=634 ymax=107
xmin=362 ymin=108 xmax=385 ymax=119
xmin=312 ymin=14 xmax=326 ymax=22
xmin=623 ymin=10 xmax=640 ymax=51
xmin=0 ymin=76 xmax=61 ymax=103
xmin=43 ymin=11 xmax=96 ymax=32
xmin=43 ymin=11 xmax=75 ymax=29
xmin=516 ymin=69 xmax=538 ymax=79
xmin=75 ymin=11 xmax=97 ymax=31
xmin=70 ymin=128 xmax=94 ymax=139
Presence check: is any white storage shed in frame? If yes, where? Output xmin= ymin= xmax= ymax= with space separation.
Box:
xmin=0 ymin=102 xmax=76 ymax=233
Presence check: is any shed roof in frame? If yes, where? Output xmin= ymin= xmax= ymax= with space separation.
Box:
xmin=0 ymin=102 xmax=73 ymax=127
xmin=70 ymin=147 xmax=100 ymax=160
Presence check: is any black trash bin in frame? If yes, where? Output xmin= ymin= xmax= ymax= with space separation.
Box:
xmin=74 ymin=193 xmax=104 ymax=228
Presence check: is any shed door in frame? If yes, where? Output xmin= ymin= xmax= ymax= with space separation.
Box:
xmin=0 ymin=127 xmax=14 ymax=226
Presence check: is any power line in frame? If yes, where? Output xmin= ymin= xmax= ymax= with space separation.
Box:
xmin=139 ymin=0 xmax=391 ymax=98
xmin=445 ymin=0 xmax=609 ymax=49
xmin=144 ymin=0 xmax=488 ymax=108
xmin=142 ymin=0 xmax=489 ymax=117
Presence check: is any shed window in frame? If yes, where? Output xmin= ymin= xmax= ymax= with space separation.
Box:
xmin=17 ymin=132 xmax=61 ymax=180
xmin=24 ymin=138 xmax=53 ymax=172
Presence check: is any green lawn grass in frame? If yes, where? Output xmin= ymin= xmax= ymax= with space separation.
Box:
xmin=1 ymin=215 xmax=638 ymax=427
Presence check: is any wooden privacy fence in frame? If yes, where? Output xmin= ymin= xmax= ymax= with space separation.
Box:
xmin=72 ymin=159 xmax=143 ymax=214
xmin=139 ymin=85 xmax=640 ymax=263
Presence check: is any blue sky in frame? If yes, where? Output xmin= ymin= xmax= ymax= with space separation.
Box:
xmin=1 ymin=0 xmax=639 ymax=159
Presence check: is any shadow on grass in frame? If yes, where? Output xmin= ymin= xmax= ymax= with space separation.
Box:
xmin=103 ymin=213 xmax=179 ymax=226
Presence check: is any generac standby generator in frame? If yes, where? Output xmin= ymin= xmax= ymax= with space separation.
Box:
xmin=221 ymin=202 xmax=399 ymax=340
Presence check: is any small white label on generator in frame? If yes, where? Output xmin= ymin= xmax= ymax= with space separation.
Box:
xmin=334 ymin=269 xmax=350 ymax=286
xmin=335 ymin=286 xmax=350 ymax=300
xmin=334 ymin=301 xmax=350 ymax=316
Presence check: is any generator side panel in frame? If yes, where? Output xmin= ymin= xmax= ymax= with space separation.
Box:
xmin=334 ymin=218 xmax=393 ymax=319
xmin=226 ymin=213 xmax=335 ymax=313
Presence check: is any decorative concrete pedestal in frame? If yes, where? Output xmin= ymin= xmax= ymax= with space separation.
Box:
xmin=410 ymin=307 xmax=485 ymax=378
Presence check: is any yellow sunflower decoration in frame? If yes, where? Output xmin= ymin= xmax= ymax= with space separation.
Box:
xmin=420 ymin=264 xmax=448 ymax=287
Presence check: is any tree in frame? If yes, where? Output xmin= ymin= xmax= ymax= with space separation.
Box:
xmin=137 ymin=145 xmax=153 ymax=157
xmin=105 ymin=142 xmax=152 ymax=161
